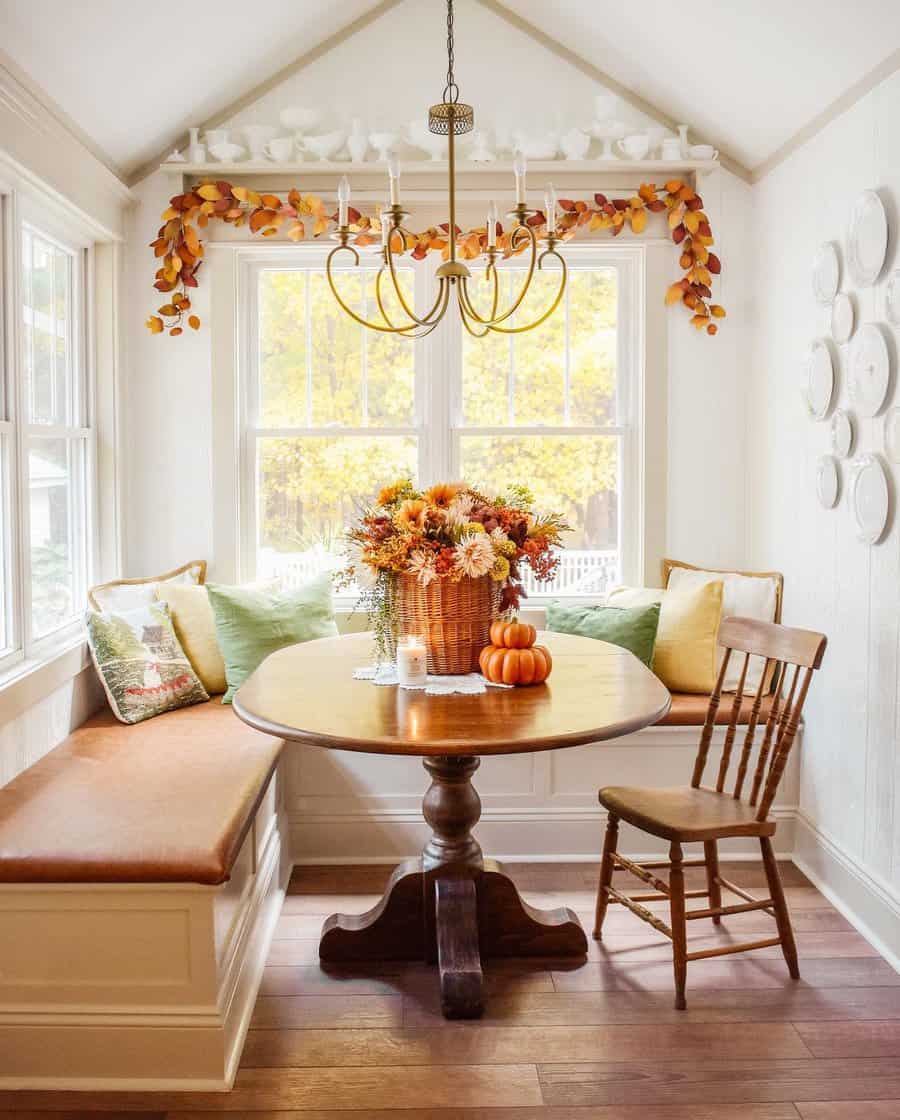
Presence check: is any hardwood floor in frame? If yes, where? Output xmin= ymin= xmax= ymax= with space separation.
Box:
xmin=1 ymin=861 xmax=899 ymax=1119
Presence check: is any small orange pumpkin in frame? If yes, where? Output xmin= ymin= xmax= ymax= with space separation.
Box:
xmin=479 ymin=643 xmax=553 ymax=686
xmin=489 ymin=617 xmax=537 ymax=649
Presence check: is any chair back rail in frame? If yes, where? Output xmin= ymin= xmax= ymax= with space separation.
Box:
xmin=689 ymin=616 xmax=826 ymax=823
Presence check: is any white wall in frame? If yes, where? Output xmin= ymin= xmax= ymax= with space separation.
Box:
xmin=747 ymin=69 xmax=900 ymax=958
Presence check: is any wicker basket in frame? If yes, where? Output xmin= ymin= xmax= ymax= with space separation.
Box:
xmin=393 ymin=573 xmax=500 ymax=674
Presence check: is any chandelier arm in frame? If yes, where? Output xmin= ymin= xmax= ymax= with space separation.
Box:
xmin=456 ymin=286 xmax=493 ymax=338
xmin=374 ymin=264 xmax=428 ymax=334
xmin=325 ymin=245 xmax=423 ymax=334
xmin=472 ymin=249 xmax=568 ymax=335
xmin=478 ymin=223 xmax=540 ymax=326
xmin=455 ymin=258 xmax=501 ymax=325
xmin=384 ymin=239 xmax=448 ymax=327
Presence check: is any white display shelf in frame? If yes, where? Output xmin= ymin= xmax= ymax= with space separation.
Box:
xmin=162 ymin=158 xmax=719 ymax=179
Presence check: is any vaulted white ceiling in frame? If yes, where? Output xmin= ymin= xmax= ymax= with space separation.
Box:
xmin=0 ymin=0 xmax=898 ymax=182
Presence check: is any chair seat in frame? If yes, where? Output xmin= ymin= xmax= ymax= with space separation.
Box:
xmin=599 ymin=784 xmax=776 ymax=841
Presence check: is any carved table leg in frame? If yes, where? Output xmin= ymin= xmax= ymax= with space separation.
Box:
xmin=319 ymin=753 xmax=587 ymax=1018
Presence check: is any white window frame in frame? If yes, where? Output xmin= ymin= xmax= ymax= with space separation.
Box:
xmin=0 ymin=187 xmax=97 ymax=676
xmin=236 ymin=242 xmax=645 ymax=604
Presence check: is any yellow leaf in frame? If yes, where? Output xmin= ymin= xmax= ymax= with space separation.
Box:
xmin=668 ymin=205 xmax=685 ymax=230
xmin=287 ymin=221 xmax=306 ymax=241
xmin=313 ymin=217 xmax=329 ymax=237
xmin=665 ymin=282 xmax=684 ymax=306
xmin=683 ymin=210 xmax=701 ymax=235
xmin=630 ymin=208 xmax=647 ymax=234
xmin=157 ymin=303 xmax=177 ymax=316
xmin=690 ymin=313 xmax=709 ymax=330
xmin=710 ymin=304 xmax=727 ymax=318
xmin=261 ymin=227 xmax=278 ymax=236
xmin=196 ymin=184 xmax=222 ymax=201
xmin=696 ymin=266 xmax=712 ymax=287
xmin=588 ymin=213 xmax=608 ymax=230
xmin=161 ymin=207 xmax=179 ymax=221
xmin=145 ymin=315 xmax=164 ymax=334
xmin=170 ymin=253 xmax=183 ymax=272
xmin=200 ymin=201 xmax=216 ymax=215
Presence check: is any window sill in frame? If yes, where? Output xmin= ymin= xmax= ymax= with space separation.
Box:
xmin=0 ymin=635 xmax=91 ymax=725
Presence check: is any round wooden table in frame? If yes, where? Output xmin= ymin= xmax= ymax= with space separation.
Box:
xmin=234 ymin=630 xmax=671 ymax=1019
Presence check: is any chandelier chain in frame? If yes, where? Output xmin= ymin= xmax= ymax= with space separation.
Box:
xmin=442 ymin=0 xmax=459 ymax=104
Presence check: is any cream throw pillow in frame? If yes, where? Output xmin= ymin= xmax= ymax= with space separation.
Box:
xmin=162 ymin=583 xmax=227 ymax=695
xmin=607 ymin=581 xmax=724 ymax=694
xmin=666 ymin=566 xmax=779 ymax=693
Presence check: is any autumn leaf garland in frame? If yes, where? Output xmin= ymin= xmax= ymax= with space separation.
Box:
xmin=146 ymin=178 xmax=724 ymax=337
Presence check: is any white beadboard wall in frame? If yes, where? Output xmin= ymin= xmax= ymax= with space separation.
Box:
xmin=747 ymin=68 xmax=900 ymax=960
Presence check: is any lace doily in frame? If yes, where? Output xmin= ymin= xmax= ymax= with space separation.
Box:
xmin=353 ymin=665 xmax=512 ymax=694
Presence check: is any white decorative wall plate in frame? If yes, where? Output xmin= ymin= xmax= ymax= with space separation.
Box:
xmin=847 ymin=190 xmax=888 ymax=286
xmin=848 ymin=323 xmax=891 ymax=416
xmin=812 ymin=242 xmax=840 ymax=304
xmin=803 ymin=340 xmax=835 ymax=419
xmin=887 ymin=271 xmax=900 ymax=327
xmin=830 ymin=292 xmax=855 ymax=343
xmin=830 ymin=409 xmax=854 ymax=458
xmin=850 ymin=454 xmax=890 ymax=543
xmin=884 ymin=407 xmax=900 ymax=464
xmin=816 ymin=455 xmax=840 ymax=509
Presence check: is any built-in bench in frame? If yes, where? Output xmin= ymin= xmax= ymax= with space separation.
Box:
xmin=0 ymin=701 xmax=289 ymax=1089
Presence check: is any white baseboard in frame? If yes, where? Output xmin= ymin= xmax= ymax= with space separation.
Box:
xmin=792 ymin=810 xmax=900 ymax=973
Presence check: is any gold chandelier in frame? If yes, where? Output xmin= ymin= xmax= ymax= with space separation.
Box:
xmin=326 ymin=0 xmax=567 ymax=339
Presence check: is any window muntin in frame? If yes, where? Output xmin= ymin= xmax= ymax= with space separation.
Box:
xmin=242 ymin=249 xmax=638 ymax=600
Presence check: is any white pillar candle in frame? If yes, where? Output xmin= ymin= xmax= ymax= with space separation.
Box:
xmin=380 ymin=203 xmax=390 ymax=249
xmin=397 ymin=634 xmax=427 ymax=687
xmin=545 ymin=183 xmax=557 ymax=234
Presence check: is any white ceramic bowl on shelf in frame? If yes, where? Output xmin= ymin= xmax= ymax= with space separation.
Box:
xmin=302 ymin=130 xmax=345 ymax=161
xmin=208 ymin=141 xmax=245 ymax=163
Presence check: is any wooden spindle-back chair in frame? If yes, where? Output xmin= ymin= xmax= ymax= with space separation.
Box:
xmin=593 ymin=616 xmax=827 ymax=1009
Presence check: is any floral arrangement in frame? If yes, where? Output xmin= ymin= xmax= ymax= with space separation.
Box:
xmin=146 ymin=178 xmax=724 ymax=337
xmin=341 ymin=480 xmax=569 ymax=657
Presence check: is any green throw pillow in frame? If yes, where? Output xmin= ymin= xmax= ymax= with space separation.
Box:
xmin=87 ymin=601 xmax=209 ymax=724
xmin=545 ymin=600 xmax=661 ymax=668
xmin=207 ymin=573 xmax=339 ymax=703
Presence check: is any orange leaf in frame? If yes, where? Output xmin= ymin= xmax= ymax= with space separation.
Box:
xmin=710 ymin=304 xmax=727 ymax=318
xmin=638 ymin=183 xmax=657 ymax=202
xmin=707 ymin=323 xmax=718 ymax=336
xmin=161 ymin=207 xmax=179 ymax=221
xmin=668 ymin=204 xmax=685 ymax=230
xmin=249 ymin=208 xmax=278 ymax=233
xmin=145 ymin=315 xmax=164 ymax=334
xmin=157 ymin=303 xmax=177 ymax=316
xmin=683 ymin=210 xmax=701 ymax=235
xmin=664 ymin=179 xmax=684 ymax=194
xmin=313 ymin=217 xmax=329 ymax=237
xmin=261 ymin=194 xmax=282 ymax=210
xmin=188 ymin=315 xmax=200 ymax=330
xmin=169 ymin=326 xmax=183 ymax=336
xmin=690 ymin=314 xmax=708 ymax=330
xmin=665 ymin=282 xmax=683 ymax=306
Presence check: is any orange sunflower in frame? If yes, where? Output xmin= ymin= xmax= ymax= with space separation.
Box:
xmin=424 ymin=481 xmax=464 ymax=509
xmin=395 ymin=499 xmax=428 ymax=532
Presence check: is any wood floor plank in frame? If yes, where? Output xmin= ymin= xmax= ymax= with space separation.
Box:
xmin=402 ymin=986 xmax=900 ymax=1027
xmin=0 ymin=1064 xmax=543 ymax=1112
xmin=552 ymin=957 xmax=900 ymax=992
xmin=240 ymin=1021 xmax=810 ymax=1070
xmin=537 ymin=1057 xmax=900 ymax=1106
xmin=249 ymin=993 xmax=404 ymax=1028
xmin=796 ymin=1103 xmax=900 ymax=1118
xmin=165 ymin=1106 xmax=802 ymax=1120
xmin=795 ymin=1020 xmax=900 ymax=1057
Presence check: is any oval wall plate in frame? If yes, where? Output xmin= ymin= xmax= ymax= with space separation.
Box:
xmin=850 ymin=454 xmax=890 ymax=544
xmin=803 ymin=340 xmax=835 ymax=420
xmin=831 ymin=292 xmax=855 ymax=344
xmin=816 ymin=455 xmax=840 ymax=509
xmin=830 ymin=408 xmax=854 ymax=458
xmin=847 ymin=190 xmax=888 ymax=286
xmin=812 ymin=242 xmax=840 ymax=304
xmin=848 ymin=324 xmax=891 ymax=417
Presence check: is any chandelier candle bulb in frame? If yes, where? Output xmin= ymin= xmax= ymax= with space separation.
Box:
xmin=545 ymin=184 xmax=557 ymax=234
xmin=396 ymin=635 xmax=428 ymax=688
xmin=380 ymin=205 xmax=389 ymax=248
xmin=487 ymin=200 xmax=497 ymax=248
xmin=387 ymin=152 xmax=401 ymax=206
xmin=337 ymin=176 xmax=350 ymax=228
xmin=514 ymin=150 xmax=527 ymax=205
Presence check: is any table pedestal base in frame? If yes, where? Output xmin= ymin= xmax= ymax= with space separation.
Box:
xmin=319 ymin=755 xmax=587 ymax=1018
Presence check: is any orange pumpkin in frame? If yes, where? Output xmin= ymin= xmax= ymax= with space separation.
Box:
xmin=479 ymin=643 xmax=552 ymax=686
xmin=489 ymin=617 xmax=537 ymax=649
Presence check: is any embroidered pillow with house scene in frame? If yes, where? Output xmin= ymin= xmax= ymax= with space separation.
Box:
xmin=86 ymin=601 xmax=209 ymax=724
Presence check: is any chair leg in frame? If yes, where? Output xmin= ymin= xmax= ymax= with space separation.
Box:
xmin=669 ymin=840 xmax=688 ymax=1009
xmin=704 ymin=840 xmax=723 ymax=924
xmin=760 ymin=835 xmax=800 ymax=979
xmin=593 ymin=814 xmax=619 ymax=940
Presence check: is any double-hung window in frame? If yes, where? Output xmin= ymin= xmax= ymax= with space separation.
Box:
xmin=0 ymin=193 xmax=94 ymax=674
xmin=240 ymin=245 xmax=641 ymax=602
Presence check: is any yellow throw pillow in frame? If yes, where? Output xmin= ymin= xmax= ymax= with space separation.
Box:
xmin=161 ymin=583 xmax=227 ymax=695
xmin=607 ymin=581 xmax=724 ymax=693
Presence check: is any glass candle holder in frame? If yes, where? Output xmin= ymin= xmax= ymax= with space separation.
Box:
xmin=396 ymin=634 xmax=428 ymax=688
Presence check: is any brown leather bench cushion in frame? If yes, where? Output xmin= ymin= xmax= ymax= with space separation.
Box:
xmin=0 ymin=702 xmax=282 ymax=885
xmin=659 ymin=692 xmax=775 ymax=726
